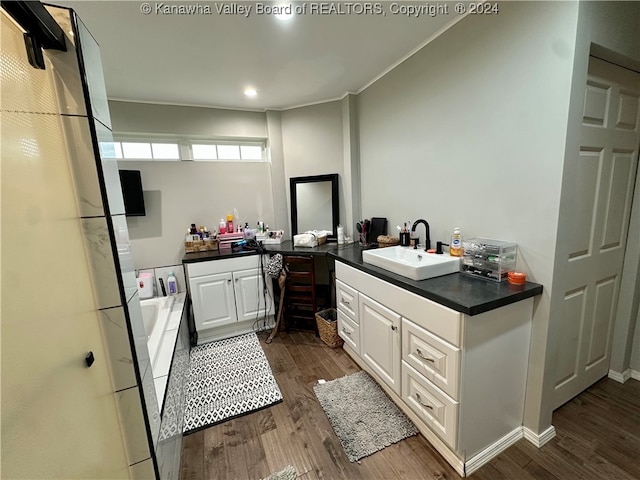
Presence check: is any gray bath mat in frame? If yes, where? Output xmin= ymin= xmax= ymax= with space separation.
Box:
xmin=261 ymin=465 xmax=297 ymax=480
xmin=183 ymin=333 xmax=282 ymax=434
xmin=313 ymin=370 xmax=418 ymax=462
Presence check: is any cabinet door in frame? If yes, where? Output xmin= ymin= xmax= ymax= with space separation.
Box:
xmin=190 ymin=272 xmax=236 ymax=330
xmin=360 ymin=294 xmax=401 ymax=395
xmin=233 ymin=268 xmax=272 ymax=323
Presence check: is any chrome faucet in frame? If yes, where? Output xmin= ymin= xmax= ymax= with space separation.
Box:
xmin=411 ymin=219 xmax=431 ymax=251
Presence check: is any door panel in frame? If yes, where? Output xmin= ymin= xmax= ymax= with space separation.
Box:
xmin=190 ymin=273 xmax=236 ymax=329
xmin=234 ymin=268 xmax=272 ymax=323
xmin=553 ymin=57 xmax=640 ymax=407
xmin=602 ymin=152 xmax=634 ymax=249
xmin=586 ymin=276 xmax=617 ymax=367
xmin=360 ymin=294 xmax=401 ymax=395
xmin=569 ymin=150 xmax=601 ymax=258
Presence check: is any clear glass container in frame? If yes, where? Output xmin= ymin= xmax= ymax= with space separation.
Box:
xmin=461 ymin=238 xmax=517 ymax=282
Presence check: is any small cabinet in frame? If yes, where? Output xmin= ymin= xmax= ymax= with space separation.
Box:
xmin=190 ymin=272 xmax=236 ymax=329
xmin=360 ymin=294 xmax=401 ymax=396
xmin=186 ymin=255 xmax=274 ymax=344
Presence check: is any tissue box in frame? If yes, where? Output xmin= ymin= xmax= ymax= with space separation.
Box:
xmin=293 ymin=233 xmax=318 ymax=247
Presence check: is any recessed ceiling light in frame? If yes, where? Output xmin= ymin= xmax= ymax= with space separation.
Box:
xmin=244 ymin=88 xmax=257 ymax=97
xmin=273 ymin=2 xmax=294 ymax=20
xmin=275 ymin=10 xmax=293 ymax=20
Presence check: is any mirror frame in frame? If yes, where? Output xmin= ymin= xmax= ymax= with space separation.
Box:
xmin=290 ymin=173 xmax=339 ymax=242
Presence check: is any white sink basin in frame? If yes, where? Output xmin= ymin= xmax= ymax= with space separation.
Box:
xmin=362 ymin=246 xmax=460 ymax=281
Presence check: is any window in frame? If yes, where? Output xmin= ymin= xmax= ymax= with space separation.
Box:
xmin=240 ymin=145 xmax=263 ymax=160
xmin=190 ymin=142 xmax=265 ymax=162
xmin=122 ymin=142 xmax=152 ymax=159
xmin=151 ymin=143 xmax=180 ymax=160
xmin=192 ymin=144 xmax=217 ymax=160
xmin=110 ymin=136 xmax=266 ymax=162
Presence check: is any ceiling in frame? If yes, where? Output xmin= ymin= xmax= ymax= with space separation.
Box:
xmin=54 ymin=1 xmax=459 ymax=110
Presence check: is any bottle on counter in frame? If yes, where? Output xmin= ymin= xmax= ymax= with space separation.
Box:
xmin=337 ymin=224 xmax=345 ymax=245
xmin=450 ymin=227 xmax=462 ymax=257
xmin=219 ymin=219 xmax=226 ymax=235
xmin=227 ymin=214 xmax=234 ymax=234
xmin=167 ymin=271 xmax=178 ymax=295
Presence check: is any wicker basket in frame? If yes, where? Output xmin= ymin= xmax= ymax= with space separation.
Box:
xmin=185 ymin=238 xmax=218 ymax=253
xmin=315 ymin=308 xmax=343 ymax=348
xmin=377 ymin=235 xmax=399 ymax=248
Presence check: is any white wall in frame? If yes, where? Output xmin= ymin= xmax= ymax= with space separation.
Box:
xmin=281 ymin=101 xmax=346 ymax=230
xmin=108 ymin=100 xmax=268 ymax=138
xmin=357 ymin=1 xmax=580 ymax=434
xmin=122 ymin=160 xmax=275 ymax=268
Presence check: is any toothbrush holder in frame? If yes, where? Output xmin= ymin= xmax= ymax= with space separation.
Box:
xmin=399 ymin=232 xmax=411 ymax=246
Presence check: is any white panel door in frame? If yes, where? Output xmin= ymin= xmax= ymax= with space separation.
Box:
xmin=190 ymin=272 xmax=237 ymax=330
xmin=234 ymin=268 xmax=272 ymax=323
xmin=554 ymin=57 xmax=640 ymax=407
xmin=360 ymin=294 xmax=401 ymax=395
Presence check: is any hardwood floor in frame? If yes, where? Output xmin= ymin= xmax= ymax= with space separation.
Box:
xmin=180 ymin=331 xmax=640 ymax=480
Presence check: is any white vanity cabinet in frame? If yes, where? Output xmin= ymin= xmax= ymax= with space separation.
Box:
xmin=186 ymin=255 xmax=274 ymax=344
xmin=335 ymin=261 xmax=533 ymax=477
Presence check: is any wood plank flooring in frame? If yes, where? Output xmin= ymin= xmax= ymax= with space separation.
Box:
xmin=180 ymin=331 xmax=640 ymax=480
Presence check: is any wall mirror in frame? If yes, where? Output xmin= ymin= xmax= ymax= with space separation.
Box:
xmin=290 ymin=174 xmax=339 ymax=241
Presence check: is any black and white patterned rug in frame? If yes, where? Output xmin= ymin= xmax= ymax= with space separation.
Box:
xmin=182 ymin=333 xmax=282 ymax=434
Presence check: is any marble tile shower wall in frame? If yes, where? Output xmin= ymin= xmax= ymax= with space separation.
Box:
xmin=47 ymin=6 xmax=161 ymax=478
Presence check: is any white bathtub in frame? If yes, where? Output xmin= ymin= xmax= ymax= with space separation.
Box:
xmin=140 ymin=293 xmax=185 ymax=409
xmin=141 ymin=295 xmax=174 ymax=367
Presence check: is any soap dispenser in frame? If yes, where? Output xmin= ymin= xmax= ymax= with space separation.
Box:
xmin=450 ymin=227 xmax=462 ymax=257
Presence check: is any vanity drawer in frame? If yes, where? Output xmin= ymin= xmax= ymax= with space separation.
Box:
xmin=402 ymin=361 xmax=458 ymax=449
xmin=336 ymin=279 xmax=359 ymax=323
xmin=402 ymin=318 xmax=460 ymax=399
xmin=338 ymin=309 xmax=360 ymax=354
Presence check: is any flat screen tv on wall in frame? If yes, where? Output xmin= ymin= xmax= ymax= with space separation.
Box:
xmin=119 ymin=170 xmax=146 ymax=216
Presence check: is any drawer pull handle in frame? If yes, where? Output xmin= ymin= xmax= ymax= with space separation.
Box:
xmin=391 ymin=325 xmax=398 ymax=331
xmin=415 ymin=393 xmax=434 ymax=410
xmin=416 ymin=348 xmax=435 ymax=363
xmin=341 ymin=297 xmax=350 ymax=306
xmin=342 ymin=328 xmax=352 ymax=336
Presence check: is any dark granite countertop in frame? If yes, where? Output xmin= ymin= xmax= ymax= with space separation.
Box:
xmin=182 ymin=240 xmax=345 ymax=263
xmin=329 ymin=244 xmax=543 ymax=316
xmin=182 ymin=241 xmax=543 ymax=316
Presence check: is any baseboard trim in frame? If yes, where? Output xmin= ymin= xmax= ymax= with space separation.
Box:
xmin=631 ymin=370 xmax=640 ymax=381
xmin=608 ymin=369 xmax=631 ymax=383
xmin=523 ymin=425 xmax=556 ymax=448
xmin=464 ymin=428 xmax=524 ymax=476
